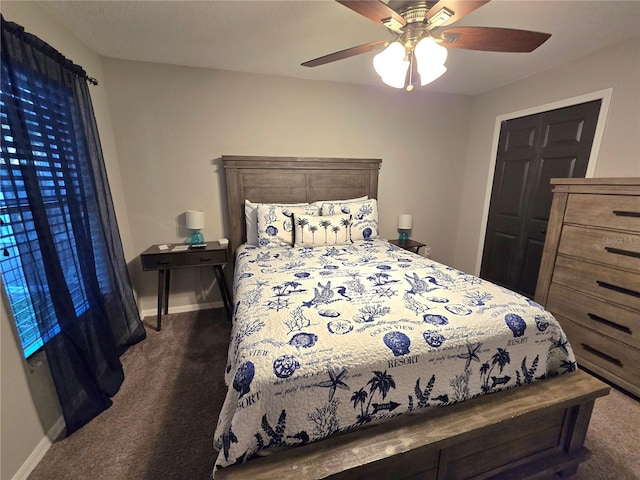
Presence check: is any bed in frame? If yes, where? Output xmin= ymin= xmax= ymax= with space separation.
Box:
xmin=215 ymin=155 xmax=609 ymax=480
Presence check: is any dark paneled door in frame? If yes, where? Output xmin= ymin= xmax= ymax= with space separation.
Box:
xmin=480 ymin=100 xmax=602 ymax=298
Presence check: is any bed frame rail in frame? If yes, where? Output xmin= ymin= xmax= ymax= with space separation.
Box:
xmin=217 ymin=369 xmax=608 ymax=480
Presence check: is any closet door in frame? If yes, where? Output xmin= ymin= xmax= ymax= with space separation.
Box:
xmin=480 ymin=100 xmax=601 ymax=298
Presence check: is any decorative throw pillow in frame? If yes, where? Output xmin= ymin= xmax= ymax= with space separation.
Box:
xmin=293 ymin=213 xmax=352 ymax=247
xmin=257 ymin=204 xmax=319 ymax=247
xmin=245 ymin=200 xmax=308 ymax=245
xmin=321 ymin=198 xmax=379 ymax=241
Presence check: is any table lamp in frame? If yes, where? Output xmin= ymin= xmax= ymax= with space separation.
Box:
xmin=186 ymin=210 xmax=205 ymax=244
xmin=397 ymin=214 xmax=412 ymax=241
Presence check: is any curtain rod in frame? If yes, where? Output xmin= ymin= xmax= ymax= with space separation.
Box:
xmin=2 ymin=15 xmax=99 ymax=86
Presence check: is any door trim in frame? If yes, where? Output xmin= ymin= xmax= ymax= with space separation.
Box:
xmin=474 ymin=88 xmax=613 ymax=275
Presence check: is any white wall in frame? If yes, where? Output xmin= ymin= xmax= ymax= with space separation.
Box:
xmin=100 ymin=59 xmax=473 ymax=315
xmin=453 ymin=36 xmax=640 ymax=274
xmin=1 ymin=282 xmax=49 ymax=480
xmin=0 ymin=2 xmax=130 ymax=479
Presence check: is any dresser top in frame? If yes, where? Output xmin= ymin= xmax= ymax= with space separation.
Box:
xmin=551 ymin=177 xmax=640 ymax=195
xmin=551 ymin=177 xmax=640 ymax=186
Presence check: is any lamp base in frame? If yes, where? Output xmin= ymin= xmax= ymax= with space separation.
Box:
xmin=398 ymin=230 xmax=410 ymax=241
xmin=189 ymin=230 xmax=204 ymax=244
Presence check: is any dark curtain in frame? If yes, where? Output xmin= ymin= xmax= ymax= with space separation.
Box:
xmin=1 ymin=17 xmax=146 ymax=433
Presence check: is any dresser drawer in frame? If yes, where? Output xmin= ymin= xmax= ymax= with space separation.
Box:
xmin=564 ymin=194 xmax=640 ymax=231
xmin=558 ymin=225 xmax=640 ymax=273
xmin=141 ymin=253 xmax=187 ymax=270
xmin=547 ymin=283 xmax=639 ymax=350
xmin=552 ymin=256 xmax=640 ymax=311
xmin=186 ymin=248 xmax=227 ymax=265
xmin=559 ymin=316 xmax=640 ymax=391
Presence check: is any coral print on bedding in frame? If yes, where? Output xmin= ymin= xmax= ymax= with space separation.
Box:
xmin=213 ymin=239 xmax=576 ymax=473
xmin=321 ymin=198 xmax=379 ymax=241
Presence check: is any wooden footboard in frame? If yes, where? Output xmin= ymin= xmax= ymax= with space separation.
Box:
xmin=217 ymin=369 xmax=609 ymax=480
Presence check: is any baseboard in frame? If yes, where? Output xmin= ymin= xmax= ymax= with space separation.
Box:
xmin=11 ymin=415 xmax=65 ymax=480
xmin=47 ymin=415 xmax=65 ymax=441
xmin=140 ymin=301 xmax=223 ymax=320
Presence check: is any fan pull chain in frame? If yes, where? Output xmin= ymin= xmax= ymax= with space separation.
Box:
xmin=407 ymin=51 xmax=414 ymax=91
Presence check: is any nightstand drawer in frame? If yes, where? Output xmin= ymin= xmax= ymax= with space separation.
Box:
xmin=558 ymin=225 xmax=640 ymax=273
xmin=564 ymin=194 xmax=640 ymax=231
xmin=141 ymin=253 xmax=187 ymax=270
xmin=186 ymin=248 xmax=227 ymax=265
xmin=547 ymin=283 xmax=639 ymax=349
xmin=560 ymin=316 xmax=640 ymax=390
xmin=552 ymin=256 xmax=640 ymax=311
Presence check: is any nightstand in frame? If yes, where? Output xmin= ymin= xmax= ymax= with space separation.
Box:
xmin=389 ymin=238 xmax=426 ymax=254
xmin=141 ymin=242 xmax=232 ymax=330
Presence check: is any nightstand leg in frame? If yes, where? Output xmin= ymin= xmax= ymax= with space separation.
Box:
xmin=214 ymin=265 xmax=232 ymax=322
xmin=156 ymin=269 xmax=164 ymax=331
xmin=163 ymin=269 xmax=170 ymax=315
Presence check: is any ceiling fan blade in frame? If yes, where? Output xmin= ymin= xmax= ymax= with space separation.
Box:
xmin=302 ymin=40 xmax=388 ymax=67
xmin=427 ymin=0 xmax=491 ymax=27
xmin=439 ymin=27 xmax=551 ymax=52
xmin=337 ymin=0 xmax=406 ymax=30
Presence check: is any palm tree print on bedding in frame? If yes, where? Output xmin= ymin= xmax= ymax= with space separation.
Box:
xmin=294 ymin=213 xmax=352 ymax=246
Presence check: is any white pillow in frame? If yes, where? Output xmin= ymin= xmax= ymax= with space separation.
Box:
xmin=257 ymin=204 xmax=320 ymax=248
xmin=245 ymin=200 xmax=308 ymax=245
xmin=293 ymin=213 xmax=352 ymax=247
xmin=321 ymin=198 xmax=379 ymax=241
xmin=310 ymin=195 xmax=368 ymax=210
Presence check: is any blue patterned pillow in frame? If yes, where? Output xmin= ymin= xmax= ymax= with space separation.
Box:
xmin=293 ymin=213 xmax=352 ymax=247
xmin=321 ymin=198 xmax=378 ymax=241
xmin=257 ymin=204 xmax=320 ymax=247
xmin=245 ymin=200 xmax=308 ymax=245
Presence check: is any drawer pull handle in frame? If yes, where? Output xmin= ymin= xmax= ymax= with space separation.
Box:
xmin=612 ymin=210 xmax=640 ymax=218
xmin=605 ymin=246 xmax=640 ymax=259
xmin=587 ymin=313 xmax=632 ymax=335
xmin=597 ymin=280 xmax=640 ymax=299
xmin=157 ymin=261 xmax=170 ymax=266
xmin=199 ymin=257 xmax=212 ymax=262
xmin=581 ymin=343 xmax=623 ymax=368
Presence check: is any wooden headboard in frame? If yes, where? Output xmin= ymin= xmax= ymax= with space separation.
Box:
xmin=222 ymin=156 xmax=382 ymax=255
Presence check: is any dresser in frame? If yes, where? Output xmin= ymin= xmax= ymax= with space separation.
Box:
xmin=535 ymin=178 xmax=640 ymax=397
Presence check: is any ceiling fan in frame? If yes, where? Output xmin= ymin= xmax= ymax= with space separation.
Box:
xmin=302 ymin=0 xmax=551 ymax=90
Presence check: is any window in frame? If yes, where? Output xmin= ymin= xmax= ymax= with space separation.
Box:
xmin=0 ymin=66 xmax=107 ymax=358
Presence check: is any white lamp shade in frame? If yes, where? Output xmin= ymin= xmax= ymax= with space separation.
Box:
xmin=415 ymin=37 xmax=448 ymax=65
xmin=186 ymin=210 xmax=205 ymax=230
xmin=381 ymin=62 xmax=410 ymax=89
xmin=373 ymin=42 xmax=409 ymax=89
xmin=415 ymin=37 xmax=448 ymax=86
xmin=397 ymin=214 xmax=413 ymax=230
xmin=418 ymin=63 xmax=447 ymax=86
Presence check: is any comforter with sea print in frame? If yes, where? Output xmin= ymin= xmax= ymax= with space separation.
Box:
xmin=213 ymin=239 xmax=576 ymax=472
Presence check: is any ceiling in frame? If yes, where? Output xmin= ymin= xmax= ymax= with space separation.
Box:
xmin=38 ymin=0 xmax=640 ymax=96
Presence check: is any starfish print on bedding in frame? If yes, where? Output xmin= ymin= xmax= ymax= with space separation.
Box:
xmin=315 ymin=367 xmax=350 ymax=402
xmin=550 ymin=335 xmax=570 ymax=354
xmin=457 ymin=342 xmax=482 ymax=371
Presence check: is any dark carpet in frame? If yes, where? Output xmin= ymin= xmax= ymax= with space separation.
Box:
xmin=27 ymin=309 xmax=639 ymax=480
